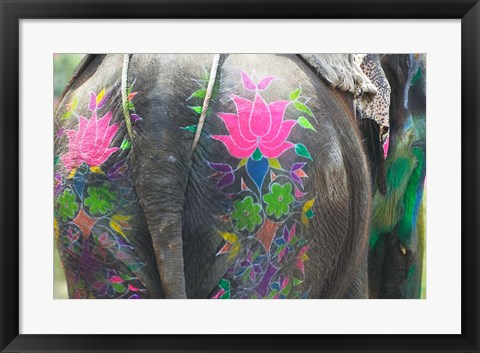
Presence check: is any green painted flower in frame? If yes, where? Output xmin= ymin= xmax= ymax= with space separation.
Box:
xmin=232 ymin=196 xmax=262 ymax=232
xmin=56 ymin=188 xmax=79 ymax=222
xmin=263 ymin=182 xmax=294 ymax=219
xmin=84 ymin=185 xmax=116 ymax=215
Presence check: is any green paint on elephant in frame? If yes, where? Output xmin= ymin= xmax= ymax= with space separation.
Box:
xmin=232 ymin=196 xmax=262 ymax=233
xmin=263 ymin=183 xmax=294 ymax=219
xmin=369 ymin=134 xmax=416 ymax=248
xmin=410 ymin=66 xmax=422 ymax=86
xmin=56 ymin=188 xmax=79 ymax=222
xmin=252 ymin=147 xmax=263 ymax=161
xmin=84 ymin=185 xmax=117 ymax=215
xmin=397 ymin=147 xmax=425 ymax=244
xmin=369 ymin=114 xmax=426 ymax=250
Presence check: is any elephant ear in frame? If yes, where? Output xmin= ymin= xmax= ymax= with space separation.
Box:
xmin=298 ymin=54 xmax=377 ymax=104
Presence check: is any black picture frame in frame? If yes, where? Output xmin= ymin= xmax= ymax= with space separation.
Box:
xmin=1 ymin=0 xmax=478 ymax=352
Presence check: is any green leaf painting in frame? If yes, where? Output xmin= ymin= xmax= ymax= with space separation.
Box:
xmin=289 ymin=88 xmax=301 ymax=101
xmin=294 ymin=101 xmax=314 ymax=118
xmin=189 ymin=89 xmax=206 ymax=99
xmin=297 ymin=116 xmax=316 ymax=131
xmin=120 ymin=139 xmax=131 ymax=150
xmin=181 ymin=125 xmax=197 ymax=132
xmin=190 ymin=106 xmax=203 ymax=114
xmin=295 ymin=143 xmax=312 ymax=159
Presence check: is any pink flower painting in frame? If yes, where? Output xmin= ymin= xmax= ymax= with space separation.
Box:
xmin=211 ymin=72 xmax=296 ymax=159
xmin=62 ymin=111 xmax=119 ymax=170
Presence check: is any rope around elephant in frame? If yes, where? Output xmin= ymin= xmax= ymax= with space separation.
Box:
xmin=121 ymin=53 xmax=221 ymax=150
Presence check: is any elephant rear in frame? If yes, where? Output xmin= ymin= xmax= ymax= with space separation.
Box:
xmin=177 ymin=54 xmax=372 ymax=298
xmin=54 ymin=55 xmax=162 ymax=298
xmin=55 ymin=54 xmax=373 ymax=299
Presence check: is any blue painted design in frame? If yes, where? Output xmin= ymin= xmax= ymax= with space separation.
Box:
xmin=246 ymin=157 xmax=268 ymax=191
xmin=73 ymin=163 xmax=90 ymax=198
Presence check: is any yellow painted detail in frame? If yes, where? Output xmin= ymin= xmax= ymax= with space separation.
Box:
xmin=238 ymin=158 xmax=248 ymax=168
xmin=218 ymin=231 xmax=237 ymax=243
xmin=228 ymin=243 xmax=241 ymax=261
xmin=218 ymin=231 xmax=241 ymax=260
xmin=96 ymin=88 xmax=106 ymax=104
xmin=90 ymin=166 xmax=103 ymax=174
xmin=54 ymin=218 xmax=59 ymax=241
xmin=67 ymin=168 xmax=77 ymax=179
xmin=301 ymin=198 xmax=316 ymax=224
xmin=110 ymin=214 xmax=132 ymax=238
xmin=268 ymin=158 xmax=282 ymax=170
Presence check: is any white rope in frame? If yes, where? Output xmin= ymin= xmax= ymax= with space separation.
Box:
xmin=121 ymin=54 xmax=133 ymax=140
xmin=121 ymin=54 xmax=219 ymax=148
xmin=192 ymin=54 xmax=221 ymax=151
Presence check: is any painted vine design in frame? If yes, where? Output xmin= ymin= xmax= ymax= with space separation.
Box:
xmin=186 ymin=70 xmax=318 ymax=299
xmin=54 ymin=84 xmax=146 ymax=299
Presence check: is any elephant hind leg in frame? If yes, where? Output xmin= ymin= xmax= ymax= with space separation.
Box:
xmin=55 ymin=208 xmax=161 ymax=299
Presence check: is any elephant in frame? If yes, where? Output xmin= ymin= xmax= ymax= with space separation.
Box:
xmin=54 ymin=53 xmax=423 ymax=299
xmin=366 ymin=54 xmax=426 ymax=299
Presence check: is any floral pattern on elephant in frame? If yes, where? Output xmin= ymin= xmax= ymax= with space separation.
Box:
xmin=206 ymin=71 xmax=317 ymax=299
xmin=54 ymin=87 xmax=149 ymax=299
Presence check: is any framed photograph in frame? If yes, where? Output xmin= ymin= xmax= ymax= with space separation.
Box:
xmin=1 ymin=0 xmax=478 ymax=352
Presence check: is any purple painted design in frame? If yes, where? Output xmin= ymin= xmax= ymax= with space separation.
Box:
xmin=208 ymin=162 xmax=233 ymax=173
xmin=54 ymin=173 xmax=63 ymax=197
xmin=130 ymin=113 xmax=142 ymax=123
xmin=273 ymin=225 xmax=296 ymax=263
xmin=255 ymin=263 xmax=277 ymax=297
xmin=88 ymin=92 xmax=97 ymax=112
xmin=88 ymin=89 xmax=108 ymax=112
xmin=291 ymin=162 xmax=306 ymax=171
xmin=108 ymin=159 xmax=127 ymax=181
xmin=217 ymin=173 xmax=235 ymax=189
xmin=56 ymin=128 xmax=65 ymax=138
xmin=290 ymin=171 xmax=303 ymax=187
xmin=290 ymin=163 xmax=308 ymax=188
xmin=235 ymin=249 xmax=264 ymax=282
